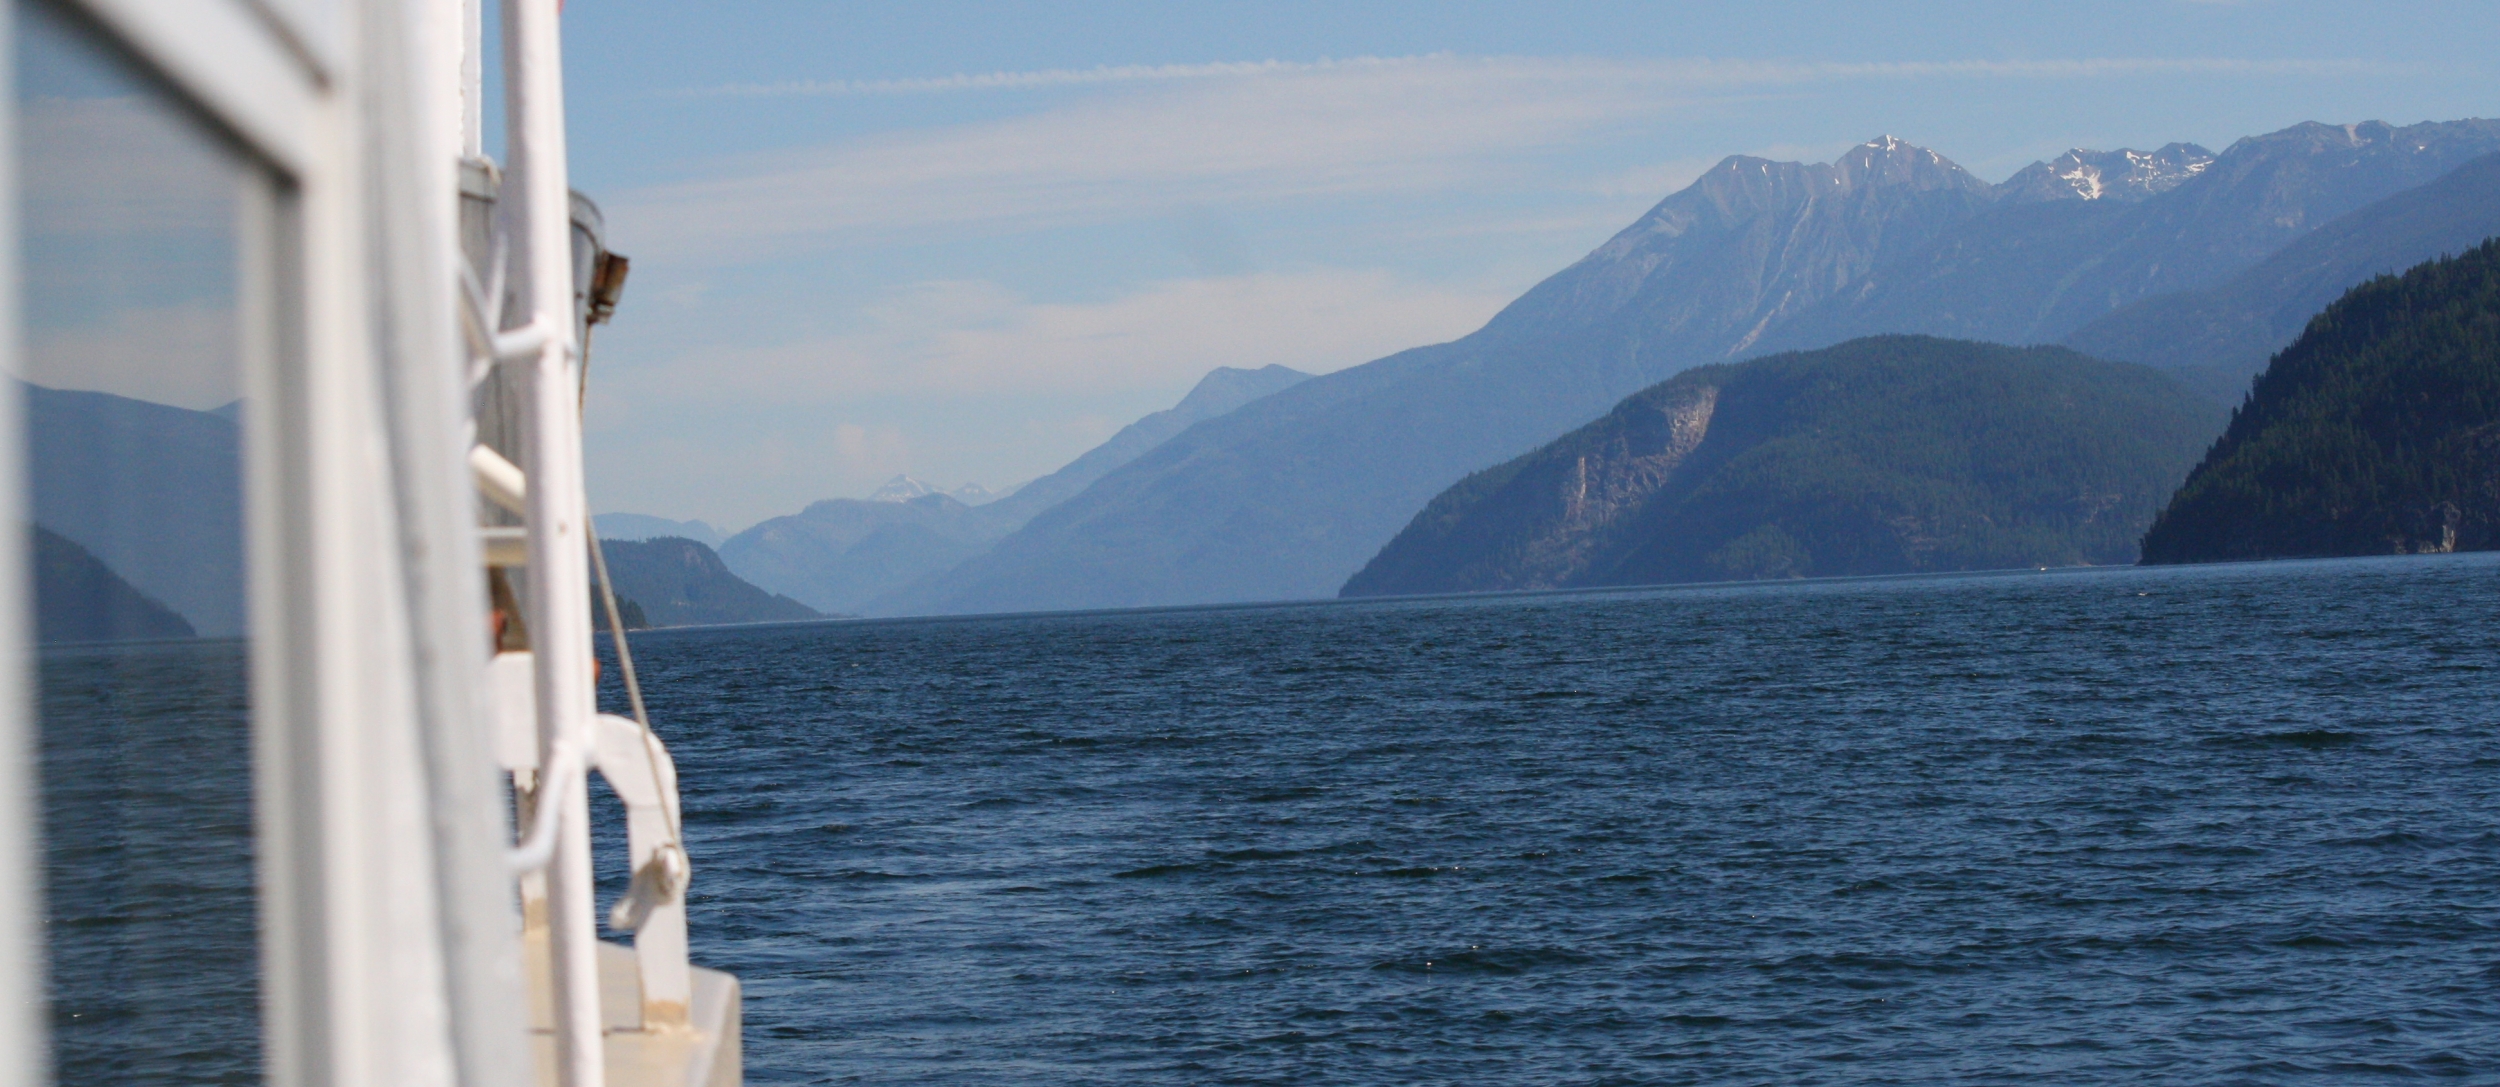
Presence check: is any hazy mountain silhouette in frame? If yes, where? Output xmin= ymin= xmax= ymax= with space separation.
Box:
xmin=33 ymin=524 xmax=195 ymax=643
xmin=25 ymin=383 xmax=244 ymax=636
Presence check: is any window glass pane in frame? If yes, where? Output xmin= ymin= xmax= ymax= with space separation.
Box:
xmin=15 ymin=1 xmax=261 ymax=1081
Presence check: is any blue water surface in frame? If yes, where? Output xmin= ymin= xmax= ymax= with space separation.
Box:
xmin=602 ymin=554 xmax=2500 ymax=1085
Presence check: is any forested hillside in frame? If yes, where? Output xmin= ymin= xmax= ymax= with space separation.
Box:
xmin=2141 ymin=240 xmax=2500 ymax=562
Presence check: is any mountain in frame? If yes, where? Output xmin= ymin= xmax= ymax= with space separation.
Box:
xmin=948 ymin=481 xmax=1011 ymax=506
xmin=866 ymin=475 xmax=945 ymax=502
xmin=1995 ymin=144 xmax=2214 ymax=204
xmin=968 ymin=364 xmax=1310 ymax=530
xmin=718 ymin=364 xmax=1311 ymax=616
xmin=596 ymin=537 xmax=822 ymax=626
xmin=33 ymin=524 xmax=195 ymax=643
xmin=2065 ymin=149 xmax=2500 ymax=403
xmin=891 ymin=137 xmax=2005 ymax=614
xmin=25 ymin=383 xmax=244 ymax=636
xmin=1755 ymin=120 xmax=2500 ymax=353
xmin=1341 ymin=337 xmax=2223 ymax=595
xmin=884 ymin=121 xmax=2500 ymax=616
xmin=717 ymin=492 xmax=1005 ymax=615
xmin=596 ymin=513 xmax=727 ymax=549
xmin=2140 ymin=240 xmax=2500 ymax=564
xmin=865 ymin=475 xmax=1005 ymax=506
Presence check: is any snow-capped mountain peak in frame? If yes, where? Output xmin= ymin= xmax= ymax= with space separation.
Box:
xmin=1998 ymin=143 xmax=2215 ymax=204
xmin=867 ymin=475 xmax=940 ymax=502
xmin=867 ymin=474 xmax=1002 ymax=506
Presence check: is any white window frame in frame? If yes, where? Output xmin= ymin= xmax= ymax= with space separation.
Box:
xmin=0 ymin=2 xmax=516 ymax=1086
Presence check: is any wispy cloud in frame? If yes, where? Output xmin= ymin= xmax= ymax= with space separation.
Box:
xmin=592 ymin=46 xmax=2423 ymax=522
xmin=678 ymin=53 xmax=2395 ymax=101
xmin=680 ymin=55 xmax=1434 ymax=99
xmin=584 ymin=268 xmax=1516 ymax=524
xmin=617 ymin=53 xmax=2401 ymax=265
xmin=606 ymin=269 xmax=1513 ymax=403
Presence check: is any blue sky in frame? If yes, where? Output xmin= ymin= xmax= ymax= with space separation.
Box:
xmin=550 ymin=1 xmax=2499 ymax=530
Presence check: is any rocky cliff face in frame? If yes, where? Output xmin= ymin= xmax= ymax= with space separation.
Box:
xmin=1350 ymin=384 xmax=1722 ymax=594
xmin=1343 ymin=337 xmax=2225 ymax=597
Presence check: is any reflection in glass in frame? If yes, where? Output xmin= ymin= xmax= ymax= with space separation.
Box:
xmin=16 ymin=1 xmax=261 ymax=1081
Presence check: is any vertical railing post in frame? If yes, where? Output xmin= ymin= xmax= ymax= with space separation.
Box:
xmin=503 ymin=0 xmax=601 ymax=1084
xmin=460 ymin=0 xmax=482 ymax=160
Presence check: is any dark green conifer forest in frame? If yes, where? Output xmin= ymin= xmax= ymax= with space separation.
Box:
xmin=2142 ymin=238 xmax=2500 ymax=562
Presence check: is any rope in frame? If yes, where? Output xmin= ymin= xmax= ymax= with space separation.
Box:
xmin=586 ymin=522 xmax=685 ymax=853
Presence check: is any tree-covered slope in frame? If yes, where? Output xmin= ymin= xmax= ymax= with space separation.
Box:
xmin=599 ymin=537 xmax=822 ymax=626
xmin=2140 ymin=240 xmax=2500 ymax=563
xmin=1345 ymin=337 xmax=2224 ymax=596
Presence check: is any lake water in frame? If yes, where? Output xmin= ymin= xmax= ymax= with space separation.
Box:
xmin=604 ymin=554 xmax=2500 ymax=1085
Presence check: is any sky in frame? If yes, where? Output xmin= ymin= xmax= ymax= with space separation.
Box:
xmin=546 ymin=1 xmax=2500 ymax=532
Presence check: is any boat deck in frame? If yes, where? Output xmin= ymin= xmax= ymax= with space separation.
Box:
xmin=524 ymin=928 xmax=742 ymax=1087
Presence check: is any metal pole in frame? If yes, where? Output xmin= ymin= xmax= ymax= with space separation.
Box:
xmin=503 ymin=0 xmax=601 ymax=1083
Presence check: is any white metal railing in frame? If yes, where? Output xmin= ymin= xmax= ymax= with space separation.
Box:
xmin=489 ymin=650 xmax=697 ymax=1029
xmin=459 ymin=2 xmax=709 ymax=1082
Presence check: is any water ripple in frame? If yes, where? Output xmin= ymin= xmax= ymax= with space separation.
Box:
xmin=598 ymin=553 xmax=2500 ymax=1085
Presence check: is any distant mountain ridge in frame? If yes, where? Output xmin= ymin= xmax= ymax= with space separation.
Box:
xmin=887 ymin=118 xmax=2500 ymax=616
xmin=25 ymin=383 xmax=243 ymax=636
xmin=1756 ymin=120 xmax=2500 ymax=353
xmin=2065 ymin=149 xmax=2500 ymax=402
xmin=719 ymin=491 xmax=999 ymax=616
xmin=2142 ymin=240 xmax=2500 ymax=563
xmin=714 ymin=364 xmax=1312 ymax=617
xmin=1343 ymin=337 xmax=2223 ymax=596
xmin=1996 ymin=144 xmax=2213 ymax=204
xmin=964 ymin=364 xmax=1310 ymax=532
xmin=868 ymin=475 xmax=1005 ymax=506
